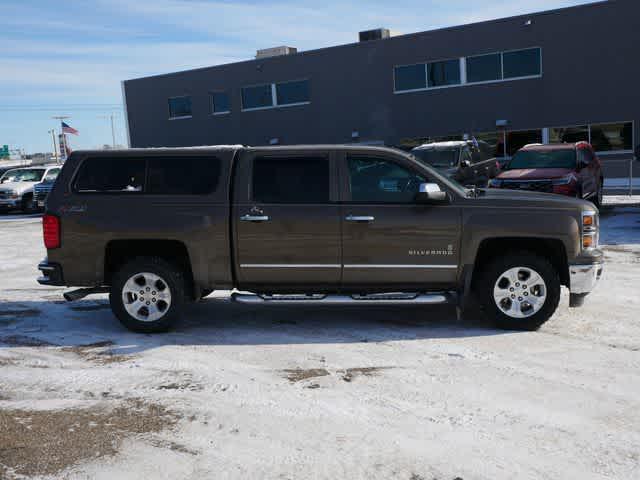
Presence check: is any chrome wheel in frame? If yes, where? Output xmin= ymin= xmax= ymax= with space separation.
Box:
xmin=121 ymin=272 xmax=172 ymax=322
xmin=493 ymin=267 xmax=546 ymax=319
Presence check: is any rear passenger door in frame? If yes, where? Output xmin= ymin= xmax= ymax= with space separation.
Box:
xmin=233 ymin=150 xmax=341 ymax=287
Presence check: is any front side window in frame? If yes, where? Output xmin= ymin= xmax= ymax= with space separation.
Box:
xmin=589 ymin=122 xmax=633 ymax=152
xmin=347 ymin=156 xmax=426 ymax=203
xmin=242 ymin=84 xmax=273 ymax=110
xmin=394 ymin=64 xmax=426 ymax=91
xmin=466 ymin=53 xmax=501 ymax=83
xmin=276 ymin=80 xmax=310 ymax=105
xmin=75 ymin=157 xmax=145 ymax=192
xmin=168 ymin=96 xmax=192 ymax=119
xmin=147 ymin=157 xmax=221 ymax=195
xmin=44 ymin=168 xmax=60 ymax=182
xmin=211 ymin=92 xmax=230 ymax=114
xmin=503 ymin=48 xmax=541 ymax=79
xmin=252 ymin=156 xmax=330 ymax=203
xmin=506 ymin=150 xmax=577 ymax=170
xmin=428 ymin=59 xmax=461 ymax=87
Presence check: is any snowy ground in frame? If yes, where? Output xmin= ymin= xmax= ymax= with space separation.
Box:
xmin=1 ymin=200 xmax=640 ymax=480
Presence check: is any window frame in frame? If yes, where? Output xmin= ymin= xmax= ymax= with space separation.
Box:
xmin=167 ymin=95 xmax=193 ymax=120
xmin=241 ymin=79 xmax=311 ymax=112
xmin=72 ymin=155 xmax=222 ymax=196
xmin=501 ymin=47 xmax=543 ymax=80
xmin=210 ymin=91 xmax=231 ymax=116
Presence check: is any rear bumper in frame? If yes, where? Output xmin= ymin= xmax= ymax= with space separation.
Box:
xmin=37 ymin=260 xmax=64 ymax=286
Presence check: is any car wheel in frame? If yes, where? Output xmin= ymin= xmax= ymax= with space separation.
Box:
xmin=109 ymin=257 xmax=185 ymax=333
xmin=477 ymin=252 xmax=561 ymax=331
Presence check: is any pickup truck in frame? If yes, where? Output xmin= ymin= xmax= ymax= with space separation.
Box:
xmin=38 ymin=145 xmax=603 ymax=333
xmin=0 ymin=165 xmax=61 ymax=213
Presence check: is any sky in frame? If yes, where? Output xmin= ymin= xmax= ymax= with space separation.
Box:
xmin=1 ymin=0 xmax=595 ymax=154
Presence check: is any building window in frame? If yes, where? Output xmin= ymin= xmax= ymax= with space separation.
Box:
xmin=427 ymin=59 xmax=461 ymax=87
xmin=276 ymin=79 xmax=310 ymax=106
xmin=394 ymin=64 xmax=426 ymax=92
xmin=466 ymin=53 xmax=501 ymax=83
xmin=242 ymin=84 xmax=273 ymax=110
xmin=589 ymin=122 xmax=633 ymax=152
xmin=503 ymin=48 xmax=541 ymax=79
xmin=168 ymin=96 xmax=192 ymax=119
xmin=550 ymin=125 xmax=589 ymax=144
xmin=506 ymin=129 xmax=543 ymax=156
xmin=210 ymin=92 xmax=230 ymax=114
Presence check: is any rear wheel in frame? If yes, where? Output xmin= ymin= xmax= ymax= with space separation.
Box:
xmin=109 ymin=257 xmax=185 ymax=333
xmin=476 ymin=252 xmax=561 ymax=331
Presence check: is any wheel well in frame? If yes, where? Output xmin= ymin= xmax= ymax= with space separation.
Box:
xmin=473 ymin=237 xmax=569 ymax=287
xmin=104 ymin=240 xmax=195 ymax=293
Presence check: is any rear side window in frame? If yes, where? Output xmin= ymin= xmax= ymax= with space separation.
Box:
xmin=147 ymin=157 xmax=220 ymax=194
xmin=75 ymin=158 xmax=145 ymax=192
xmin=252 ymin=156 xmax=330 ymax=204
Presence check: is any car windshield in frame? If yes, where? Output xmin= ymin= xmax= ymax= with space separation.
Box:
xmin=0 ymin=168 xmax=46 ymax=183
xmin=506 ymin=150 xmax=576 ymax=169
xmin=411 ymin=149 xmax=459 ymax=169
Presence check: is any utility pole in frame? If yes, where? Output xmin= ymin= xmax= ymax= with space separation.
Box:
xmin=98 ymin=113 xmax=118 ymax=148
xmin=48 ymin=129 xmax=59 ymax=164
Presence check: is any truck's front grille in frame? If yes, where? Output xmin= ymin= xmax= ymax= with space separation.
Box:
xmin=502 ymin=180 xmax=553 ymax=193
xmin=34 ymin=183 xmax=54 ymax=202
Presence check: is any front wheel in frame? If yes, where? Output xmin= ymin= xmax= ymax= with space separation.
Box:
xmin=476 ymin=252 xmax=561 ymax=331
xmin=110 ymin=257 xmax=185 ymax=333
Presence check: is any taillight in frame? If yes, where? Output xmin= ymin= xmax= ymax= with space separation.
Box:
xmin=43 ymin=215 xmax=60 ymax=249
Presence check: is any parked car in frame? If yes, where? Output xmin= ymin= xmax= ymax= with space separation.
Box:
xmin=0 ymin=165 xmax=61 ymax=213
xmin=38 ymin=146 xmax=602 ymax=333
xmin=411 ymin=140 xmax=500 ymax=187
xmin=34 ymin=167 xmax=62 ymax=209
xmin=488 ymin=142 xmax=603 ymax=207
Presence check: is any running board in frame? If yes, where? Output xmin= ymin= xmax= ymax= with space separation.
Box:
xmin=231 ymin=292 xmax=453 ymax=305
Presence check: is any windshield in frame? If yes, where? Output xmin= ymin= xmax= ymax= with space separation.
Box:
xmin=0 ymin=168 xmax=46 ymax=183
xmin=506 ymin=150 xmax=576 ymax=170
xmin=412 ymin=149 xmax=459 ymax=169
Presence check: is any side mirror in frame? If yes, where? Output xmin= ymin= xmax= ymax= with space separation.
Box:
xmin=416 ymin=183 xmax=448 ymax=203
xmin=461 ymin=159 xmax=471 ymax=169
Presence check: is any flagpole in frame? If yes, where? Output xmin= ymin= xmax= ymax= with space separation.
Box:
xmin=52 ymin=116 xmax=70 ymax=161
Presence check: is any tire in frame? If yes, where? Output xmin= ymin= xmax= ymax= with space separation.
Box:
xmin=109 ymin=257 xmax=186 ymax=333
xmin=476 ymin=251 xmax=561 ymax=331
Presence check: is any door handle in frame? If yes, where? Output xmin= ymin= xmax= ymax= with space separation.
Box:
xmin=345 ymin=215 xmax=375 ymax=222
xmin=240 ymin=214 xmax=270 ymax=222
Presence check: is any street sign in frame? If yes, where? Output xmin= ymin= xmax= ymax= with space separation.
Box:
xmin=0 ymin=145 xmax=8 ymax=158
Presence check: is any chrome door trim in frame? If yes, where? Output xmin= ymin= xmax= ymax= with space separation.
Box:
xmin=240 ymin=264 xmax=341 ymax=268
xmin=240 ymin=215 xmax=270 ymax=222
xmin=343 ymin=264 xmax=458 ymax=269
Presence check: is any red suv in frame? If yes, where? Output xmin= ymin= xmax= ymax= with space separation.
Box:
xmin=488 ymin=142 xmax=603 ymax=207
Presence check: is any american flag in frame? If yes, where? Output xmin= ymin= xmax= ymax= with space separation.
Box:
xmin=62 ymin=121 xmax=79 ymax=136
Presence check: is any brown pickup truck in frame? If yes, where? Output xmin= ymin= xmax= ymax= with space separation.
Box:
xmin=38 ymin=145 xmax=603 ymax=333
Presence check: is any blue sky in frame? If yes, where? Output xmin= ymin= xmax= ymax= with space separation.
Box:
xmin=1 ymin=0 xmax=594 ymax=153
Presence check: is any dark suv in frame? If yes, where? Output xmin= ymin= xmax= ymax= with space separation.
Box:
xmin=488 ymin=142 xmax=603 ymax=207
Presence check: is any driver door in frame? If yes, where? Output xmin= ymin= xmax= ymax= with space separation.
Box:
xmin=339 ymin=152 xmax=461 ymax=288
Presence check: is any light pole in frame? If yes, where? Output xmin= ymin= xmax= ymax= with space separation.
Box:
xmin=48 ymin=129 xmax=59 ymax=164
xmin=98 ymin=113 xmax=118 ymax=149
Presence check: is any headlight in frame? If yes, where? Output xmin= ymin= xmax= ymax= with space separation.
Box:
xmin=7 ymin=190 xmax=19 ymax=199
xmin=488 ymin=178 xmax=502 ymax=188
xmin=582 ymin=210 xmax=598 ymax=249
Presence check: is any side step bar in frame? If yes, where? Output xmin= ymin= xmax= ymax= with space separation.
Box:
xmin=231 ymin=292 xmax=454 ymax=305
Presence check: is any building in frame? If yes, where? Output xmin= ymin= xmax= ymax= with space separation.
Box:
xmin=122 ymin=0 xmax=639 ymax=182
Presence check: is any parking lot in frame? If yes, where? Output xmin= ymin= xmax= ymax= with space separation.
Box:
xmin=1 ymin=199 xmax=640 ymax=479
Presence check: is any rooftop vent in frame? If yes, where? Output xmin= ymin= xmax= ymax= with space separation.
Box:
xmin=256 ymin=46 xmax=298 ymax=59
xmin=359 ymin=28 xmax=390 ymax=42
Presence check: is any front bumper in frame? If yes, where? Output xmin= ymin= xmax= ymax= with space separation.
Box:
xmin=37 ymin=260 xmax=65 ymax=286
xmin=0 ymin=199 xmax=20 ymax=208
xmin=569 ymin=262 xmax=603 ymax=295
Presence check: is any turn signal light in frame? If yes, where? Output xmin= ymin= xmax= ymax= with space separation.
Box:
xmin=582 ymin=235 xmax=594 ymax=249
xmin=583 ymin=215 xmax=594 ymax=227
xmin=43 ymin=215 xmax=61 ymax=249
